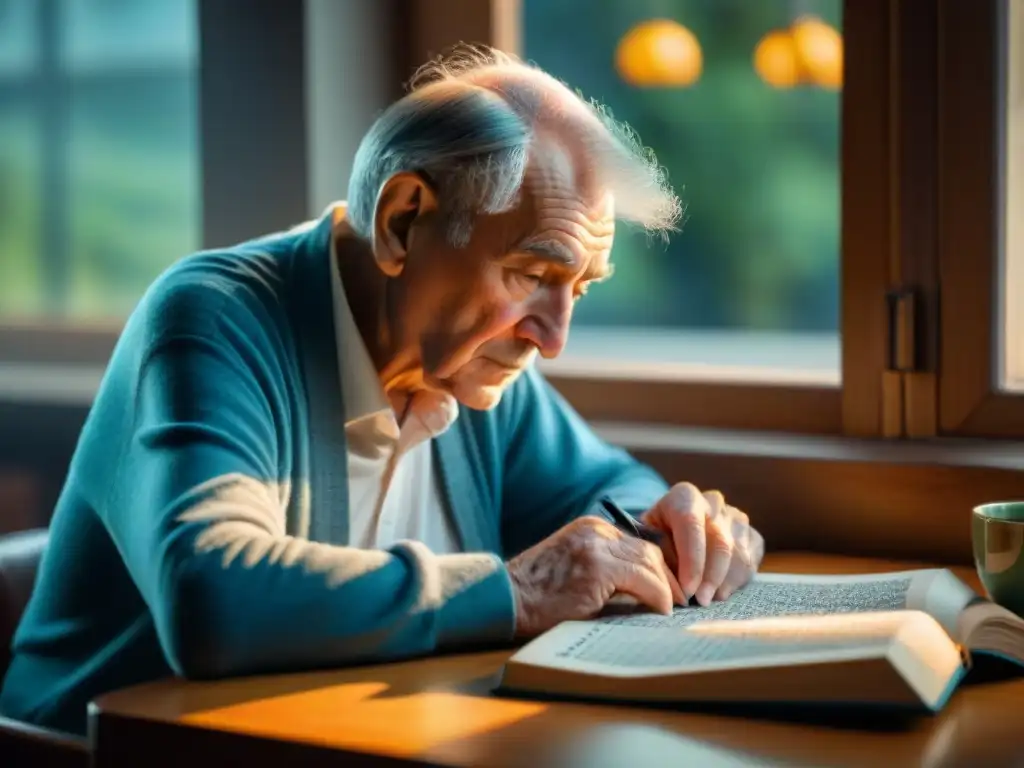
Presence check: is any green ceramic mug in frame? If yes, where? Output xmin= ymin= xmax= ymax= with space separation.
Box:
xmin=973 ymin=502 xmax=1024 ymax=616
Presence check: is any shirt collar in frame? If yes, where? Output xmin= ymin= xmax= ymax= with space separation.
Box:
xmin=328 ymin=204 xmax=392 ymax=426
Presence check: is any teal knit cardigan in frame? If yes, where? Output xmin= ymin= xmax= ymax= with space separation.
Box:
xmin=0 ymin=211 xmax=668 ymax=735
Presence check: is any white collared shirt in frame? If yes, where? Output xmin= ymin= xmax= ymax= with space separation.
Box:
xmin=328 ymin=207 xmax=462 ymax=553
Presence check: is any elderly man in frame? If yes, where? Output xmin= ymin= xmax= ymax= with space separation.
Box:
xmin=0 ymin=47 xmax=763 ymax=735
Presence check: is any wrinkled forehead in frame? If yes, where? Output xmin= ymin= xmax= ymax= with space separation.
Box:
xmin=522 ymin=131 xmax=616 ymax=223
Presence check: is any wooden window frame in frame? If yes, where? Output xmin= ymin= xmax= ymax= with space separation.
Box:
xmin=4 ymin=0 xmax=983 ymax=444
xmin=407 ymin=0 xmax=944 ymax=438
xmin=936 ymin=0 xmax=1024 ymax=437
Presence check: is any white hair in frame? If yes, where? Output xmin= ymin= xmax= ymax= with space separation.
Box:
xmin=347 ymin=45 xmax=683 ymax=247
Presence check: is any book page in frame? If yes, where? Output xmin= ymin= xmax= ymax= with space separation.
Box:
xmin=956 ymin=600 xmax=1024 ymax=661
xmin=598 ymin=571 xmax=920 ymax=630
xmin=506 ymin=570 xmax=969 ymax=685
xmin=512 ymin=611 xmax=916 ymax=677
xmin=904 ymin=569 xmax=982 ymax=640
xmin=551 ymin=623 xmax=879 ymax=669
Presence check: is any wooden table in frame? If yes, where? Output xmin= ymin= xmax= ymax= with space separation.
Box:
xmin=89 ymin=553 xmax=1024 ymax=768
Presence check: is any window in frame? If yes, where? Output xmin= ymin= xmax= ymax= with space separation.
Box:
xmin=511 ymin=0 xmax=889 ymax=435
xmin=3 ymin=0 xmax=1021 ymax=442
xmin=0 ymin=0 xmax=199 ymax=323
xmin=522 ymin=0 xmax=842 ymax=387
xmin=936 ymin=0 xmax=1024 ymax=437
xmin=1004 ymin=0 xmax=1024 ymax=393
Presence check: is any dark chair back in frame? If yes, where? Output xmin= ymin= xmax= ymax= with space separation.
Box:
xmin=0 ymin=528 xmax=48 ymax=682
xmin=0 ymin=528 xmax=89 ymax=767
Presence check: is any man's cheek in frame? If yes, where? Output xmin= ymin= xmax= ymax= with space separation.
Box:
xmin=455 ymin=306 xmax=520 ymax=360
xmin=449 ymin=286 xmax=510 ymax=333
xmin=472 ymin=300 xmax=525 ymax=347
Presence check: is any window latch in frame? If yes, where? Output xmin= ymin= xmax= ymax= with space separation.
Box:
xmin=886 ymin=288 xmax=919 ymax=373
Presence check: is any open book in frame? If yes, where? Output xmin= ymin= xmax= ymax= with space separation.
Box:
xmin=498 ymin=569 xmax=1024 ymax=712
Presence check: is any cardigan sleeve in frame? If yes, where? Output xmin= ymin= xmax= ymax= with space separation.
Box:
xmin=498 ymin=366 xmax=669 ymax=557
xmin=102 ymin=281 xmax=515 ymax=679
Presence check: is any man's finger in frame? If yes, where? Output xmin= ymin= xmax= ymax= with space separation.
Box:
xmin=659 ymin=559 xmax=687 ymax=606
xmin=749 ymin=526 xmax=765 ymax=568
xmin=715 ymin=513 xmax=763 ymax=600
xmin=661 ymin=483 xmax=709 ymax=598
xmin=695 ymin=513 xmax=734 ymax=606
xmin=715 ymin=557 xmax=752 ymax=601
xmin=608 ymin=557 xmax=674 ymax=615
xmin=714 ymin=541 xmax=751 ymax=601
xmin=644 ymin=540 xmax=686 ymax=606
xmin=658 ymin=537 xmax=679 ymax=576
xmin=609 ymin=534 xmax=685 ymax=607
xmin=703 ymin=490 xmax=726 ymax=510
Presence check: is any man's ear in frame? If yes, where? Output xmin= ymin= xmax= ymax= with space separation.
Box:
xmin=371 ymin=172 xmax=439 ymax=277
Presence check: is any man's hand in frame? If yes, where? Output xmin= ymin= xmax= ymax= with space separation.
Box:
xmin=642 ymin=483 xmax=764 ymax=607
xmin=505 ymin=516 xmax=686 ymax=637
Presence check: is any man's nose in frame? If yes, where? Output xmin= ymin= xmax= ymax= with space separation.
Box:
xmin=516 ymin=287 xmax=572 ymax=359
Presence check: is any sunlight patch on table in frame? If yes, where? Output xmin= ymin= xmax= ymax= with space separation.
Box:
xmin=179 ymin=681 xmax=548 ymax=756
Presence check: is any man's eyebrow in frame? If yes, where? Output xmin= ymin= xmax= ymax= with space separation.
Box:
xmin=517 ymin=239 xmax=574 ymax=264
xmin=515 ymin=239 xmax=615 ymax=281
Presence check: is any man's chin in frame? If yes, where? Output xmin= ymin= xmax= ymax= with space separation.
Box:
xmin=451 ymin=382 xmax=508 ymax=411
xmin=417 ymin=371 xmax=506 ymax=410
xmin=428 ymin=361 xmax=526 ymax=410
xmin=450 ymin=369 xmax=527 ymax=410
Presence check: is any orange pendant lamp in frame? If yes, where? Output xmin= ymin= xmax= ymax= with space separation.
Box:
xmin=615 ymin=19 xmax=703 ymax=87
xmin=754 ymin=15 xmax=843 ymax=89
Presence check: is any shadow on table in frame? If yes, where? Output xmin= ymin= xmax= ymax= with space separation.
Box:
xmin=961 ymin=653 xmax=1024 ymax=685
xmin=432 ymin=679 xmax=1024 ymax=768
xmin=490 ymin=680 xmax=931 ymax=729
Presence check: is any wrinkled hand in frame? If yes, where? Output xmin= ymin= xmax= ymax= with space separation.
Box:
xmin=642 ymin=483 xmax=764 ymax=607
xmin=506 ymin=516 xmax=686 ymax=637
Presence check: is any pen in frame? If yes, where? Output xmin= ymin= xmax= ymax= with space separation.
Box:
xmin=600 ymin=496 xmax=689 ymax=606
xmin=598 ymin=496 xmax=665 ymax=544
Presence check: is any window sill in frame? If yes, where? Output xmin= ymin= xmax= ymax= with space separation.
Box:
xmin=0 ymin=362 xmax=1021 ymax=471
xmin=0 ymin=363 xmax=105 ymax=406
xmin=595 ymin=421 xmax=1024 ymax=471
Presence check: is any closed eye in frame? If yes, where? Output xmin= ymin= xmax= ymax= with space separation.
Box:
xmin=510 ymin=269 xmax=545 ymax=293
xmin=512 ymin=265 xmax=601 ymax=300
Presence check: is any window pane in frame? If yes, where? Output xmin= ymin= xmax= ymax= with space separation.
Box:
xmin=61 ymin=0 xmax=197 ymax=72
xmin=0 ymin=0 xmax=199 ymax=323
xmin=523 ymin=0 xmax=841 ymax=384
xmin=0 ymin=100 xmax=43 ymax=316
xmin=0 ymin=0 xmax=37 ymax=74
xmin=0 ymin=0 xmax=43 ymax=317
xmin=1004 ymin=0 xmax=1024 ymax=392
xmin=66 ymin=62 xmax=199 ymax=317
